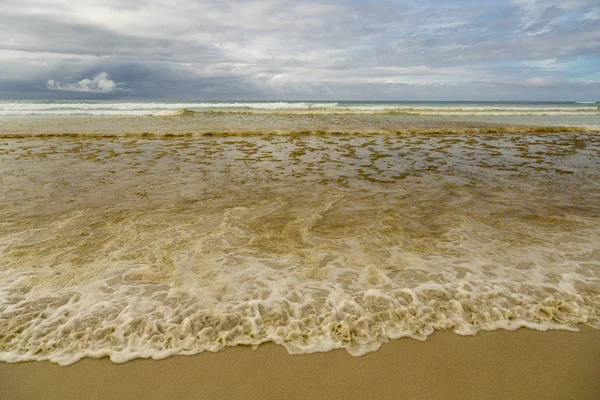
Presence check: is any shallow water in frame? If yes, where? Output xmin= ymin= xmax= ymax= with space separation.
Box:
xmin=1 ymin=133 xmax=599 ymax=365
xmin=1 ymin=112 xmax=600 ymax=139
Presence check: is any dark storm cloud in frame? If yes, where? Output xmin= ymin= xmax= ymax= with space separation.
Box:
xmin=1 ymin=0 xmax=599 ymax=100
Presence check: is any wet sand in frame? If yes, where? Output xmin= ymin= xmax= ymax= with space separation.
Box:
xmin=1 ymin=326 xmax=599 ymax=400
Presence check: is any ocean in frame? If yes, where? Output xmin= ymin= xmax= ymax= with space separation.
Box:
xmin=1 ymin=100 xmax=599 ymax=116
xmin=0 ymin=101 xmax=599 ymax=365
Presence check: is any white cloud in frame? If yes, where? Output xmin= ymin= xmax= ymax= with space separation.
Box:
xmin=46 ymin=72 xmax=117 ymax=93
xmin=583 ymin=8 xmax=600 ymax=20
xmin=522 ymin=59 xmax=560 ymax=70
xmin=524 ymin=77 xmax=563 ymax=87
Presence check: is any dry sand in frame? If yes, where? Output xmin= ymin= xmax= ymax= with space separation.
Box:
xmin=1 ymin=326 xmax=599 ymax=400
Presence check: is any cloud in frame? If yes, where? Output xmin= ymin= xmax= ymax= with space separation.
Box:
xmin=524 ymin=77 xmax=565 ymax=87
xmin=0 ymin=0 xmax=598 ymax=100
xmin=46 ymin=72 xmax=117 ymax=93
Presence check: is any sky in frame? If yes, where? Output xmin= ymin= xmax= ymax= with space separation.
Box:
xmin=1 ymin=0 xmax=599 ymax=101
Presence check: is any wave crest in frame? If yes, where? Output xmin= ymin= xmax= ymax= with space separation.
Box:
xmin=1 ymin=101 xmax=599 ymax=116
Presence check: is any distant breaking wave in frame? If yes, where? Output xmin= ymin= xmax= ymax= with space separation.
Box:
xmin=0 ymin=101 xmax=599 ymax=116
xmin=0 ymin=102 xmax=339 ymax=116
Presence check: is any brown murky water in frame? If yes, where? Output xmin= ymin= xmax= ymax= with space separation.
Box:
xmin=1 ymin=132 xmax=599 ymax=365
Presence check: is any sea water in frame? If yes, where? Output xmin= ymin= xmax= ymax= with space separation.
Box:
xmin=0 ymin=129 xmax=598 ymax=365
xmin=0 ymin=100 xmax=599 ymax=116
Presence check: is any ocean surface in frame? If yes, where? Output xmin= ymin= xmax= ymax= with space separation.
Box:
xmin=0 ymin=101 xmax=599 ymax=365
xmin=1 ymin=100 xmax=599 ymax=116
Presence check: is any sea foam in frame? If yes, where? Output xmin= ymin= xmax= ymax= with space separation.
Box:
xmin=0 ymin=134 xmax=599 ymax=365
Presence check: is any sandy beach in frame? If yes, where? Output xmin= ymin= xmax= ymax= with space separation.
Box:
xmin=1 ymin=326 xmax=599 ymax=400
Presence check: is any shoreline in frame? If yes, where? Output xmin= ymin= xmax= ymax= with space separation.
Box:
xmin=1 ymin=125 xmax=599 ymax=399
xmin=1 ymin=326 xmax=599 ymax=400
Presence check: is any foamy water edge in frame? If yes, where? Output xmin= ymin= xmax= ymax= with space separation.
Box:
xmin=1 ymin=133 xmax=599 ymax=366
